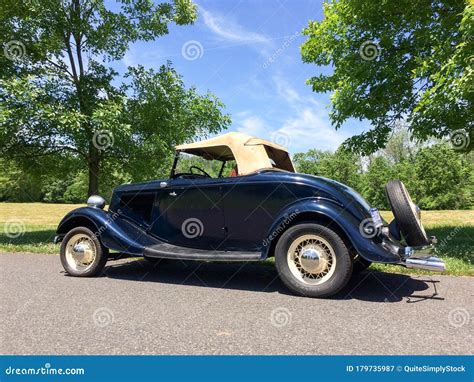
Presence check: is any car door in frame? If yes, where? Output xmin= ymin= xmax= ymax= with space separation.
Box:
xmin=219 ymin=173 xmax=300 ymax=251
xmin=150 ymin=177 xmax=226 ymax=250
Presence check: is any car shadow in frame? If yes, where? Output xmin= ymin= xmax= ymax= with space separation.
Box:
xmin=103 ymin=257 xmax=443 ymax=303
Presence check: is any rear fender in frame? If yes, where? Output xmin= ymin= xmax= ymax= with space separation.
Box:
xmin=56 ymin=207 xmax=160 ymax=255
xmin=262 ymin=198 xmax=401 ymax=263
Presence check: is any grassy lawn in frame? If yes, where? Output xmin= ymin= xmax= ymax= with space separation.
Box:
xmin=0 ymin=203 xmax=472 ymax=276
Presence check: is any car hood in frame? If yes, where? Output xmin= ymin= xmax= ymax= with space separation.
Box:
xmin=260 ymin=171 xmax=373 ymax=221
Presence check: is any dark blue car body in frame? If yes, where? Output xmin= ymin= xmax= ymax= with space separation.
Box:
xmin=56 ymin=170 xmax=404 ymax=264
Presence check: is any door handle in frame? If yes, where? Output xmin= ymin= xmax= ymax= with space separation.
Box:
xmin=169 ymin=192 xmax=177 ymax=197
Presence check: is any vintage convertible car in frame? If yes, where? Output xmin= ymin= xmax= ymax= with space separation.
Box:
xmin=55 ymin=132 xmax=445 ymax=297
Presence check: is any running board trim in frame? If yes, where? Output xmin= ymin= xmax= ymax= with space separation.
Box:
xmin=144 ymin=243 xmax=261 ymax=261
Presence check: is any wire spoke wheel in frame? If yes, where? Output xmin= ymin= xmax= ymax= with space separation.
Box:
xmin=287 ymin=234 xmax=336 ymax=285
xmin=65 ymin=233 xmax=97 ymax=273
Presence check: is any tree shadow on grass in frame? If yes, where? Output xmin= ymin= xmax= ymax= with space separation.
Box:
xmin=426 ymin=225 xmax=473 ymax=262
xmin=0 ymin=229 xmax=57 ymax=249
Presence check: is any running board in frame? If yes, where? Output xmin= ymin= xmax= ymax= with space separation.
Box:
xmin=144 ymin=243 xmax=262 ymax=261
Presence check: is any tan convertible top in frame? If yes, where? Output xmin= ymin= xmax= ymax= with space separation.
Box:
xmin=175 ymin=132 xmax=295 ymax=175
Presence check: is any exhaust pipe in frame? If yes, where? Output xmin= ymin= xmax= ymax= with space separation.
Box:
xmin=405 ymin=256 xmax=446 ymax=272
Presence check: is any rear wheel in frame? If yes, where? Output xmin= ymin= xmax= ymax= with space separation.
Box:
xmin=275 ymin=223 xmax=352 ymax=298
xmin=385 ymin=180 xmax=429 ymax=247
xmin=60 ymin=227 xmax=108 ymax=277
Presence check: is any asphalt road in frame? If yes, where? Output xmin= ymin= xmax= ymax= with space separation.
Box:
xmin=0 ymin=252 xmax=472 ymax=355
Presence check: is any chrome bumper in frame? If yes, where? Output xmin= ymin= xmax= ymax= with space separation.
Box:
xmin=404 ymin=256 xmax=446 ymax=272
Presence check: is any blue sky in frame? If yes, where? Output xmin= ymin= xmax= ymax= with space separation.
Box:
xmin=113 ymin=0 xmax=369 ymax=154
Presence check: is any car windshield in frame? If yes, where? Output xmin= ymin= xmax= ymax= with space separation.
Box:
xmin=175 ymin=153 xmax=237 ymax=178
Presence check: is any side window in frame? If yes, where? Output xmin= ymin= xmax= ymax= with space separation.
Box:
xmin=119 ymin=192 xmax=155 ymax=224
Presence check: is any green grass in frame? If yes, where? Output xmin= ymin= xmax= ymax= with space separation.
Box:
xmin=0 ymin=203 xmax=472 ymax=276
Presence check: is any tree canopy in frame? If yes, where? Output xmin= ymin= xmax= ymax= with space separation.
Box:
xmin=0 ymin=0 xmax=230 ymax=196
xmin=301 ymin=0 xmax=473 ymax=154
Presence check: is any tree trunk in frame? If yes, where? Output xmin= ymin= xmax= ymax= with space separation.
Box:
xmin=87 ymin=144 xmax=100 ymax=196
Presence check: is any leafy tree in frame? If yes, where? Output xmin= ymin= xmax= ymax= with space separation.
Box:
xmin=318 ymin=148 xmax=362 ymax=190
xmin=292 ymin=149 xmax=333 ymax=175
xmin=121 ymin=65 xmax=230 ymax=181
xmin=382 ymin=125 xmax=417 ymax=164
xmin=361 ymin=156 xmax=393 ymax=208
xmin=294 ymin=148 xmax=362 ymax=191
xmin=301 ymin=0 xmax=473 ymax=154
xmin=392 ymin=159 xmax=418 ymax=201
xmin=0 ymin=0 xmax=230 ymax=196
xmin=414 ymin=144 xmax=472 ymax=209
xmin=293 ymin=140 xmax=472 ymax=209
xmin=0 ymin=160 xmax=42 ymax=202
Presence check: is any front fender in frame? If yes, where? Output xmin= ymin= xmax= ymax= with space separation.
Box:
xmin=262 ymin=198 xmax=401 ymax=263
xmin=56 ymin=207 xmax=160 ymax=255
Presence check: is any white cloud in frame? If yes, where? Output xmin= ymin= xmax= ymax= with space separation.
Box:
xmin=231 ymin=76 xmax=350 ymax=153
xmin=277 ymin=108 xmax=349 ymax=152
xmin=273 ymin=75 xmax=302 ymax=104
xmin=235 ymin=114 xmax=267 ymax=137
xmin=122 ymin=44 xmax=167 ymax=68
xmin=200 ymin=6 xmax=269 ymax=44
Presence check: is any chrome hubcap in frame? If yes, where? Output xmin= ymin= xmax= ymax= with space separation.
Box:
xmin=65 ymin=234 xmax=96 ymax=272
xmin=287 ymin=234 xmax=336 ymax=285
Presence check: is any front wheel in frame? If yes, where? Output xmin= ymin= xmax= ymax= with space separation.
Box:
xmin=60 ymin=226 xmax=108 ymax=277
xmin=275 ymin=223 xmax=352 ymax=298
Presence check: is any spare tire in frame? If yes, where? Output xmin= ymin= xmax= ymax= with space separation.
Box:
xmin=385 ymin=180 xmax=429 ymax=247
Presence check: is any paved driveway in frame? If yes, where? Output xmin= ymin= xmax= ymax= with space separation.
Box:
xmin=0 ymin=253 xmax=472 ymax=354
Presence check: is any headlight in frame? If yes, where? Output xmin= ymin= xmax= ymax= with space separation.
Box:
xmin=87 ymin=195 xmax=106 ymax=209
